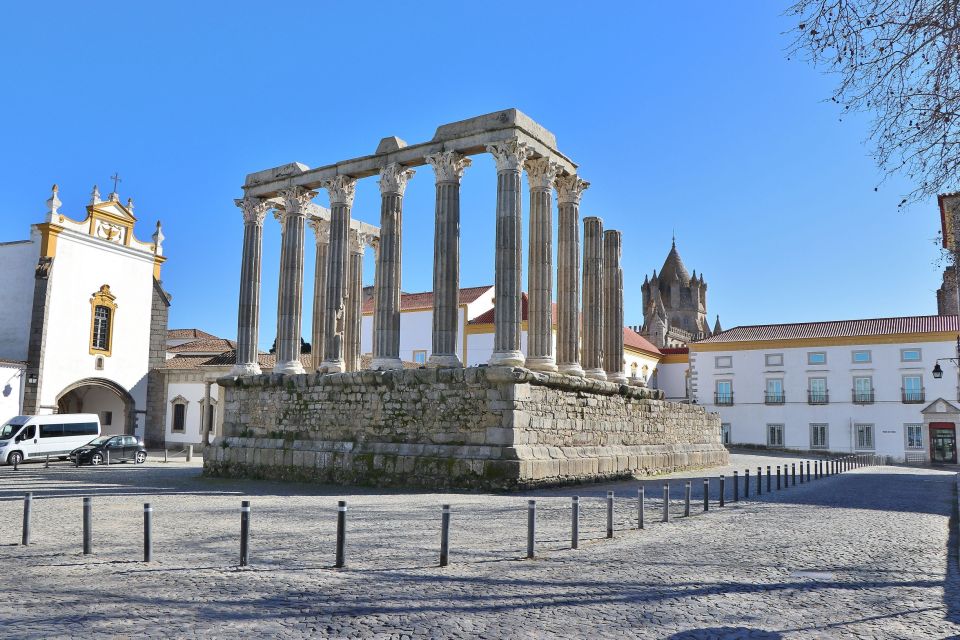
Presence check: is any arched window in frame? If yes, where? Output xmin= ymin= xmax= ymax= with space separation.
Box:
xmin=89 ymin=285 xmax=117 ymax=356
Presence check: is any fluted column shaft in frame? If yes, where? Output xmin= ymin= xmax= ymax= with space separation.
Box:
xmin=555 ymin=175 xmax=589 ymax=376
xmin=309 ymin=218 xmax=329 ymax=371
xmin=487 ymin=140 xmax=531 ymax=367
xmin=582 ymin=216 xmax=606 ymax=380
xmin=321 ymin=176 xmax=357 ymax=373
xmin=372 ymin=164 xmax=415 ymax=370
xmin=275 ymin=187 xmax=314 ymax=375
xmin=426 ymin=152 xmax=470 ymax=368
xmin=525 ymin=158 xmax=560 ymax=372
xmin=603 ymin=230 xmax=627 ymax=383
xmin=344 ymin=231 xmax=366 ymax=372
xmin=230 ymin=197 xmax=269 ymax=377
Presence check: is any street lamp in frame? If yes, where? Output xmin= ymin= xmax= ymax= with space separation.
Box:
xmin=932 ymin=336 xmax=960 ymax=379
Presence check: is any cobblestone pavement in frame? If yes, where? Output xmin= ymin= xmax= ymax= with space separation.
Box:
xmin=0 ymin=452 xmax=956 ymax=639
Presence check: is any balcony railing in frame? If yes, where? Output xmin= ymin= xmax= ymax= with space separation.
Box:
xmin=764 ymin=392 xmax=785 ymax=405
xmin=901 ymin=388 xmax=925 ymax=404
xmin=807 ymin=391 xmax=829 ymax=405
xmin=714 ymin=392 xmax=734 ymax=406
xmin=852 ymin=390 xmax=875 ymax=404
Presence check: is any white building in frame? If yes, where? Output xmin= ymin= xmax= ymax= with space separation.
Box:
xmin=0 ymin=185 xmax=169 ymax=439
xmin=691 ymin=315 xmax=960 ymax=463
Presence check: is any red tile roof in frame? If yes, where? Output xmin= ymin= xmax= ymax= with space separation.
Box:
xmin=469 ymin=294 xmax=559 ymax=325
xmin=168 ymin=338 xmax=237 ymax=353
xmin=168 ymin=329 xmax=218 ymax=340
xmin=161 ymin=352 xmax=417 ymax=371
xmin=660 ymin=347 xmax=690 ymax=355
xmin=361 ymin=286 xmax=493 ymax=313
xmin=697 ymin=315 xmax=960 ymax=344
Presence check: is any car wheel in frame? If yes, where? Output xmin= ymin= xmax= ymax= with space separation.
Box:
xmin=7 ymin=451 xmax=23 ymax=466
xmin=91 ymin=453 xmax=103 ymax=466
xmin=135 ymin=451 xmax=146 ymax=464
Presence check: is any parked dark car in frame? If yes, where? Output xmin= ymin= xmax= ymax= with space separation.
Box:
xmin=70 ymin=435 xmax=147 ymax=466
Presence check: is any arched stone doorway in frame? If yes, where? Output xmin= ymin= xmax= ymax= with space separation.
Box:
xmin=57 ymin=378 xmax=136 ymax=437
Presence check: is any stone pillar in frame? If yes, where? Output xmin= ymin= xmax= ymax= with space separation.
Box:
xmin=486 ymin=139 xmax=531 ymax=367
xmin=555 ymin=175 xmax=589 ymax=376
xmin=274 ymin=187 xmax=314 ymax=375
xmin=425 ymin=151 xmax=471 ymax=368
xmin=372 ymin=163 xmax=415 ymax=370
xmin=525 ymin=157 xmax=560 ymax=372
xmin=201 ymin=380 xmax=213 ymax=444
xmin=320 ymin=175 xmax=358 ymax=373
xmin=308 ymin=217 xmax=330 ymax=371
xmin=582 ymin=216 xmax=606 ymax=380
xmin=603 ymin=230 xmax=627 ymax=383
xmin=344 ymin=229 xmax=368 ymax=372
xmin=230 ymin=196 xmax=271 ymax=377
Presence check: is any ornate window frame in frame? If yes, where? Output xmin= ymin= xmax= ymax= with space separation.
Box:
xmin=89 ymin=285 xmax=117 ymax=357
xmin=171 ymin=395 xmax=188 ymax=433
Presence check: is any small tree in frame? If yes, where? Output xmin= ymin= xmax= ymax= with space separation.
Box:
xmin=268 ymin=337 xmax=311 ymax=354
xmin=787 ymin=0 xmax=960 ymax=205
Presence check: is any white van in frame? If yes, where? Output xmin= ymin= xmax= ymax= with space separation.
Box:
xmin=0 ymin=414 xmax=101 ymax=466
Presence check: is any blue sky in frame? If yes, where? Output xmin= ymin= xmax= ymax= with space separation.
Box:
xmin=0 ymin=2 xmax=944 ymax=349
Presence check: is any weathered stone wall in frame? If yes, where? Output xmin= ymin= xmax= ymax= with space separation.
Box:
xmin=205 ymin=366 xmax=728 ymax=490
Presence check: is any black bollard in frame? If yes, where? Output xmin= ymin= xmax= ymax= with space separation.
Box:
xmin=606 ymin=491 xmax=614 ymax=539
xmin=82 ymin=497 xmax=92 ymax=555
xmin=143 ymin=503 xmax=153 ymax=562
xmin=733 ymin=471 xmax=739 ymax=502
xmin=439 ymin=504 xmax=450 ymax=567
xmin=703 ymin=478 xmax=710 ymax=512
xmin=239 ymin=500 xmax=250 ymax=567
xmin=776 ymin=465 xmax=781 ymax=490
xmin=766 ymin=466 xmax=771 ymax=492
xmin=527 ymin=500 xmax=536 ymax=559
xmin=744 ymin=469 xmax=750 ymax=499
xmin=791 ymin=463 xmax=796 ymax=486
xmin=13 ymin=455 xmax=18 ymax=472
xmin=45 ymin=455 xmax=49 ymax=469
xmin=21 ymin=493 xmax=32 ymax=546
xmin=335 ymin=500 xmax=347 ymax=568
xmin=571 ymin=496 xmax=580 ymax=549
xmin=638 ymin=486 xmax=645 ymax=530
xmin=684 ymin=481 xmax=691 ymax=516
xmin=662 ymin=484 xmax=670 ymax=522
xmin=757 ymin=467 xmax=762 ymax=495
xmin=720 ymin=475 xmax=725 ymax=507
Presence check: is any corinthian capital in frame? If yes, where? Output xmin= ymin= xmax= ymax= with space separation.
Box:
xmin=486 ymin=139 xmax=532 ymax=173
xmin=235 ymin=196 xmax=270 ymax=225
xmin=349 ymin=229 xmax=377 ymax=254
xmin=525 ymin=157 xmax=560 ymax=191
xmin=321 ymin=175 xmax=358 ymax=207
xmin=378 ymin=163 xmax=416 ymax=196
xmin=425 ymin=151 xmax=472 ymax=184
xmin=278 ymin=186 xmax=317 ymax=216
xmin=555 ymin=174 xmax=590 ymax=205
xmin=308 ymin=216 xmax=330 ymax=245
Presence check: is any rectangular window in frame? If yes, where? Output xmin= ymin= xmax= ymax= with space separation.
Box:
xmin=902 ymin=375 xmax=924 ymax=403
xmin=101 ymin=411 xmax=112 ymax=426
xmin=39 ymin=424 xmax=64 ymax=438
xmin=807 ymin=352 xmax=827 ymax=365
xmin=413 ymin=350 xmax=427 ymax=365
xmin=852 ymin=350 xmax=872 ymax=363
xmin=808 ymin=377 xmax=828 ymax=404
xmin=92 ymin=305 xmax=111 ymax=351
xmin=715 ymin=356 xmax=732 ymax=368
xmin=853 ymin=376 xmax=874 ymax=403
xmin=905 ymin=424 xmax=923 ymax=449
xmin=721 ymin=423 xmax=731 ymax=445
xmin=765 ymin=354 xmax=783 ymax=367
xmin=765 ymin=378 xmax=784 ymax=404
xmin=172 ymin=404 xmax=186 ymax=432
xmin=715 ymin=380 xmax=733 ymax=405
xmin=767 ymin=424 xmax=784 ymax=447
xmin=63 ymin=423 xmax=98 ymax=437
xmin=855 ymin=423 xmax=875 ymax=449
xmin=810 ymin=423 xmax=828 ymax=449
xmin=901 ymin=348 xmax=922 ymax=362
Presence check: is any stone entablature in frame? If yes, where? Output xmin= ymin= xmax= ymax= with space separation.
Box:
xmin=205 ymin=366 xmax=728 ymax=490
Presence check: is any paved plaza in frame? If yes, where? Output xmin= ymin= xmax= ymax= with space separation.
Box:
xmin=0 ymin=451 xmax=957 ymax=639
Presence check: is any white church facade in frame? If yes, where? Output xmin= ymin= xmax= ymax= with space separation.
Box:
xmin=0 ymin=184 xmax=169 ymax=440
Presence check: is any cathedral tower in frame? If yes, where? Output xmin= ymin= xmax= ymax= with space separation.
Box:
xmin=639 ymin=239 xmax=712 ymax=348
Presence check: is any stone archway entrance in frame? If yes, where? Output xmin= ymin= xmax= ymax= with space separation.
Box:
xmin=57 ymin=378 xmax=136 ymax=437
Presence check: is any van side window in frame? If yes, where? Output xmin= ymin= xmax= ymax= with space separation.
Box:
xmin=40 ymin=424 xmax=64 ymax=438
xmin=22 ymin=426 xmax=35 ymax=440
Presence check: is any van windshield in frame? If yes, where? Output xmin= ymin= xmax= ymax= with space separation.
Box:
xmin=0 ymin=424 xmax=23 ymax=440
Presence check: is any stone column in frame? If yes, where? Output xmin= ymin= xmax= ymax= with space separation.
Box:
xmin=372 ymin=163 xmax=415 ymax=370
xmin=201 ymin=380 xmax=213 ymax=444
xmin=425 ymin=151 xmax=471 ymax=368
xmin=582 ymin=216 xmax=606 ymax=380
xmin=555 ymin=175 xmax=589 ymax=376
xmin=603 ymin=229 xmax=627 ymax=383
xmin=308 ymin=217 xmax=330 ymax=371
xmin=274 ymin=187 xmax=314 ymax=375
xmin=230 ymin=196 xmax=271 ymax=377
xmin=486 ymin=139 xmax=531 ymax=367
xmin=344 ymin=229 xmax=368 ymax=372
xmin=525 ymin=157 xmax=560 ymax=372
xmin=320 ymin=175 xmax=358 ymax=373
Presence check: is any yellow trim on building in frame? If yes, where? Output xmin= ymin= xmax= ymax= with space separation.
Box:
xmin=36 ymin=223 xmax=62 ymax=257
xmin=691 ymin=331 xmax=960 ymax=352
xmin=153 ymin=255 xmax=166 ymax=279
